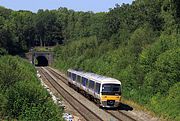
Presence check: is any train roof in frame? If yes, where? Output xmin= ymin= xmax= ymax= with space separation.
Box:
xmin=67 ymin=69 xmax=121 ymax=85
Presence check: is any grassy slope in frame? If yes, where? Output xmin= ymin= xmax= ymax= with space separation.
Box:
xmin=52 ymin=35 xmax=180 ymax=121
xmin=0 ymin=55 xmax=64 ymax=120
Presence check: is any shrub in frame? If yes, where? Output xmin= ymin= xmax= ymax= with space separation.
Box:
xmin=0 ymin=56 xmax=63 ymax=120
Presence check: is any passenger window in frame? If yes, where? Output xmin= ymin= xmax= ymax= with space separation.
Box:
xmin=89 ymin=80 xmax=95 ymax=90
xmin=77 ymin=75 xmax=81 ymax=83
xmin=72 ymin=73 xmax=76 ymax=81
xmin=82 ymin=77 xmax=86 ymax=86
xmin=95 ymin=83 xmax=100 ymax=94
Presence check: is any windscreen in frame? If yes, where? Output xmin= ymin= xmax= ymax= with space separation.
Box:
xmin=102 ymin=84 xmax=121 ymax=95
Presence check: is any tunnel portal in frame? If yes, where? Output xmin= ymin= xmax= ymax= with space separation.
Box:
xmin=36 ymin=56 xmax=48 ymax=66
xmin=26 ymin=51 xmax=53 ymax=66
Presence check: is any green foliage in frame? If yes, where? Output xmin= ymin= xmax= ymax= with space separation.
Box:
xmin=0 ymin=56 xmax=37 ymax=90
xmin=140 ymin=35 xmax=180 ymax=73
xmin=0 ymin=91 xmax=7 ymax=117
xmin=0 ymin=56 xmax=63 ymax=120
xmin=149 ymin=82 xmax=180 ymax=121
xmin=52 ymin=1 xmax=180 ymax=120
xmin=1 ymin=0 xmax=180 ymax=120
xmin=0 ymin=48 xmax=7 ymax=56
xmin=128 ymin=24 xmax=156 ymax=57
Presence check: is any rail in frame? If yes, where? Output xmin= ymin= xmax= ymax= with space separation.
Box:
xmin=47 ymin=67 xmax=138 ymax=121
xmin=39 ymin=67 xmax=104 ymax=121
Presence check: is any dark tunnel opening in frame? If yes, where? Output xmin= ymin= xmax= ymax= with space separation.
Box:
xmin=35 ymin=56 xmax=48 ymax=66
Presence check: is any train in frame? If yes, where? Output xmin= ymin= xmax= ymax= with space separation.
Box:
xmin=67 ymin=69 xmax=122 ymax=108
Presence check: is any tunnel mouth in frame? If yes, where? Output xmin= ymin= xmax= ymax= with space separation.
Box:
xmin=35 ymin=56 xmax=48 ymax=66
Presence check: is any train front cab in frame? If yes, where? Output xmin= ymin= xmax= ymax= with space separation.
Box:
xmin=100 ymin=83 xmax=121 ymax=108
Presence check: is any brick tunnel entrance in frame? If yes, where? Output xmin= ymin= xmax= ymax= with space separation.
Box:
xmin=36 ymin=56 xmax=48 ymax=66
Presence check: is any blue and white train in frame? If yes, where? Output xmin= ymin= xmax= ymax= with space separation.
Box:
xmin=67 ymin=69 xmax=122 ymax=108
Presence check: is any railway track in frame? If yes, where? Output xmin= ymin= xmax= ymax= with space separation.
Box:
xmin=107 ymin=110 xmax=136 ymax=121
xmin=39 ymin=67 xmax=103 ymax=121
xmin=46 ymin=67 xmax=138 ymax=121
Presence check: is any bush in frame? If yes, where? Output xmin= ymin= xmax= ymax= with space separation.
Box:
xmin=148 ymin=82 xmax=180 ymax=121
xmin=0 ymin=56 xmax=63 ymax=120
xmin=53 ymin=33 xmax=180 ymax=120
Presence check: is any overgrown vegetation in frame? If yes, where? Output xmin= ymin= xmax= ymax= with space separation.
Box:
xmin=0 ymin=56 xmax=63 ymax=120
xmin=52 ymin=0 xmax=180 ymax=120
xmin=0 ymin=0 xmax=180 ymax=120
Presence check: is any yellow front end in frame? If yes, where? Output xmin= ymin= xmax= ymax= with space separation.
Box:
xmin=100 ymin=95 xmax=121 ymax=108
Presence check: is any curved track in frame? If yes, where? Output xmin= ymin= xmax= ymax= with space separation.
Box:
xmin=46 ymin=67 xmax=137 ymax=121
xmin=39 ymin=67 xmax=103 ymax=121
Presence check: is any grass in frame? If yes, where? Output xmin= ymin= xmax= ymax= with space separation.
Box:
xmin=32 ymin=46 xmax=54 ymax=52
xmin=121 ymin=98 xmax=170 ymax=121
